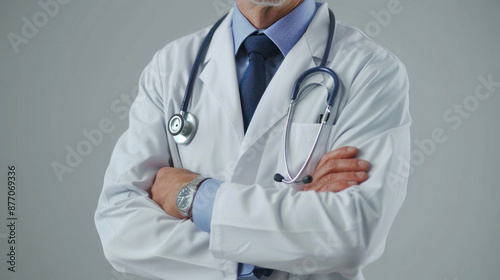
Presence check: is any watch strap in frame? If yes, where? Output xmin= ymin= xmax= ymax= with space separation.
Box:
xmin=177 ymin=176 xmax=208 ymax=218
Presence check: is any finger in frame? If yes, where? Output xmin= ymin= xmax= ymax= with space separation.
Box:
xmin=306 ymin=180 xmax=358 ymax=193
xmin=313 ymin=159 xmax=370 ymax=182
xmin=316 ymin=171 xmax=368 ymax=184
xmin=315 ymin=146 xmax=358 ymax=171
xmin=317 ymin=181 xmax=356 ymax=193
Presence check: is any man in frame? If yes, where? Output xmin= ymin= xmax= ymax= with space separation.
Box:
xmin=95 ymin=0 xmax=410 ymax=279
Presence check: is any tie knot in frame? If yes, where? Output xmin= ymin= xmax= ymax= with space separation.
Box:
xmin=243 ymin=34 xmax=280 ymax=59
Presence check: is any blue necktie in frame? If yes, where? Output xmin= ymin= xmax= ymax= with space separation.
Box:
xmin=237 ymin=34 xmax=278 ymax=279
xmin=239 ymin=34 xmax=280 ymax=132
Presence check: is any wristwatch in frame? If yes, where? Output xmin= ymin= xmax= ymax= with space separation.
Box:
xmin=176 ymin=176 xmax=208 ymax=218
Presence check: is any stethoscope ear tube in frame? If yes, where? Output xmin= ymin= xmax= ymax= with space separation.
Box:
xmin=277 ymin=66 xmax=338 ymax=185
xmin=276 ymin=100 xmax=332 ymax=184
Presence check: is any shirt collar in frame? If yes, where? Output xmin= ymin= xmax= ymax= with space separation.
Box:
xmin=231 ymin=0 xmax=317 ymax=56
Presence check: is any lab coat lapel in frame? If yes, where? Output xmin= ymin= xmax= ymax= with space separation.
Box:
xmin=199 ymin=10 xmax=245 ymax=145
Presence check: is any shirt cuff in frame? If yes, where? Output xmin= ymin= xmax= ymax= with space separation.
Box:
xmin=192 ymin=178 xmax=222 ymax=233
xmin=238 ymin=263 xmax=256 ymax=278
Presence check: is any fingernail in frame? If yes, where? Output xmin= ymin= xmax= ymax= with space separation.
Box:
xmin=358 ymin=160 xmax=368 ymax=168
xmin=356 ymin=172 xmax=365 ymax=178
xmin=347 ymin=147 xmax=356 ymax=152
xmin=347 ymin=181 xmax=358 ymax=185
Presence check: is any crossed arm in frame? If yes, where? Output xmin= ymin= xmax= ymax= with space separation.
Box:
xmin=151 ymin=146 xmax=370 ymax=219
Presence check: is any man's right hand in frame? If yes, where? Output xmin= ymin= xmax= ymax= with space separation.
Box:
xmin=304 ymin=146 xmax=370 ymax=193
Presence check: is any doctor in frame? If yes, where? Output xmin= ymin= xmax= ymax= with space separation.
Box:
xmin=95 ymin=0 xmax=410 ymax=279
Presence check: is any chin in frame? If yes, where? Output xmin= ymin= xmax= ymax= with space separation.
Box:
xmin=248 ymin=0 xmax=288 ymax=7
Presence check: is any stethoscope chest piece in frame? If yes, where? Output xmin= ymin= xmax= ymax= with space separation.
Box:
xmin=168 ymin=112 xmax=197 ymax=145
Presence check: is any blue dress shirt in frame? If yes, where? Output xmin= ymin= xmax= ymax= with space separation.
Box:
xmin=192 ymin=1 xmax=318 ymax=278
xmin=232 ymin=0 xmax=317 ymax=83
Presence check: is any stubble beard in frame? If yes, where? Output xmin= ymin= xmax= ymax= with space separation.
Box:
xmin=248 ymin=0 xmax=288 ymax=7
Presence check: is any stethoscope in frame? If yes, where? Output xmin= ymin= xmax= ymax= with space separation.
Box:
xmin=168 ymin=10 xmax=340 ymax=185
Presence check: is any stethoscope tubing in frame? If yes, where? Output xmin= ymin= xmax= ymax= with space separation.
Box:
xmin=180 ymin=15 xmax=227 ymax=113
xmin=290 ymin=66 xmax=339 ymax=106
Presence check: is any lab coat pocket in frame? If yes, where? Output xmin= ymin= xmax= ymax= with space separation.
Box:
xmin=275 ymin=122 xmax=332 ymax=191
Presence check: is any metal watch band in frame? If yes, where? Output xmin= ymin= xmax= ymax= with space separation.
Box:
xmin=177 ymin=175 xmax=208 ymax=218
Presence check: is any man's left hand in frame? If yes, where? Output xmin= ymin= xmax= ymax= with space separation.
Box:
xmin=151 ymin=167 xmax=198 ymax=219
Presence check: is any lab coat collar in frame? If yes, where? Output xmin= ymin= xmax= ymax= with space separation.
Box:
xmin=199 ymin=9 xmax=246 ymax=145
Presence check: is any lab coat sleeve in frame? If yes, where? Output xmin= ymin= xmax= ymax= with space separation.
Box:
xmin=94 ymin=51 xmax=237 ymax=280
xmin=209 ymin=55 xmax=411 ymax=277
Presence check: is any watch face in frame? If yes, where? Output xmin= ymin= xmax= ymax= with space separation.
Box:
xmin=177 ymin=187 xmax=192 ymax=209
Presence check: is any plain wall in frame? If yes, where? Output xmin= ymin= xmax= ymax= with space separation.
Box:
xmin=1 ymin=0 xmax=499 ymax=279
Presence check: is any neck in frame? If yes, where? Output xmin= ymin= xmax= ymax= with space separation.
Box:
xmin=236 ymin=0 xmax=304 ymax=29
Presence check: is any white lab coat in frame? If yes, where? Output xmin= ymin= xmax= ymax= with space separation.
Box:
xmin=95 ymin=3 xmax=410 ymax=280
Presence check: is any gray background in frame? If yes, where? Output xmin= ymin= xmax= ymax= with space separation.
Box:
xmin=1 ymin=0 xmax=499 ymax=279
